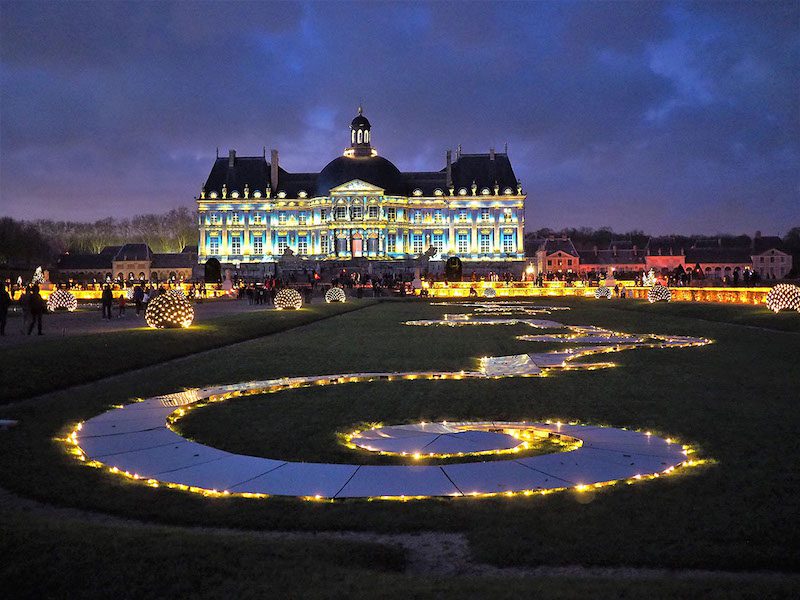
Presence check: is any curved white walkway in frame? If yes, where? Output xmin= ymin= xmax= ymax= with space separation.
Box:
xmin=66 ymin=314 xmax=709 ymax=500
xmin=71 ymin=377 xmax=691 ymax=499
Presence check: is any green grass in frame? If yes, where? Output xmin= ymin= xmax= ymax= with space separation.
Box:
xmin=177 ymin=403 xmax=571 ymax=465
xmin=0 ymin=299 xmax=375 ymax=403
xmin=3 ymin=509 xmax=798 ymax=599
xmin=1 ymin=298 xmax=798 ymax=577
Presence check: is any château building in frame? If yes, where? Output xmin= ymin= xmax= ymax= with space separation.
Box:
xmin=196 ymin=109 xmax=525 ymax=274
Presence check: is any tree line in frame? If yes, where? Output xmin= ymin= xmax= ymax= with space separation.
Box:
xmin=525 ymin=227 xmax=800 ymax=254
xmin=1 ymin=207 xmax=197 ymax=268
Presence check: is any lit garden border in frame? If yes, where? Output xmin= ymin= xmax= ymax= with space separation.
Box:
xmin=59 ymin=307 xmax=713 ymax=501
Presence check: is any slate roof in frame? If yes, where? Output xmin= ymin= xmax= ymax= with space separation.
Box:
xmin=685 ymin=247 xmax=752 ymax=264
xmin=578 ymin=249 xmax=646 ymax=266
xmin=113 ymin=244 xmax=152 ymax=262
xmin=151 ymin=254 xmax=195 ymax=269
xmin=57 ymin=253 xmax=112 ymax=270
xmin=201 ymin=152 xmax=519 ymax=198
xmin=525 ymin=238 xmax=579 ymax=257
xmin=752 ymin=236 xmax=784 ymax=254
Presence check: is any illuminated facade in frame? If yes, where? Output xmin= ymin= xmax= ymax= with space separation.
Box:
xmin=196 ymin=109 xmax=525 ymax=267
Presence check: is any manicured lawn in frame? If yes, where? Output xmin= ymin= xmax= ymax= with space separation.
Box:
xmin=0 ymin=299 xmax=375 ymax=403
xmin=3 ymin=509 xmax=797 ymax=599
xmin=1 ymin=297 xmax=798 ymax=582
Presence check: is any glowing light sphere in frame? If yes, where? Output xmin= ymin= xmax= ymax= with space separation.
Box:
xmin=594 ymin=286 xmax=612 ymax=299
xmin=647 ymin=284 xmax=672 ymax=303
xmin=126 ymin=288 xmax=135 ymax=300
xmin=274 ymin=288 xmax=303 ymax=310
xmin=145 ymin=292 xmax=194 ymax=328
xmin=325 ymin=287 xmax=346 ymax=303
xmin=46 ymin=289 xmax=77 ymax=312
xmin=765 ymin=284 xmax=800 ymax=313
xmin=483 ymin=287 xmax=497 ymax=298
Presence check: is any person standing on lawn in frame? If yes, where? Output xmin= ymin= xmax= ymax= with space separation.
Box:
xmin=27 ymin=285 xmax=45 ymax=335
xmin=0 ymin=282 xmax=10 ymax=335
xmin=101 ymin=285 xmax=113 ymax=320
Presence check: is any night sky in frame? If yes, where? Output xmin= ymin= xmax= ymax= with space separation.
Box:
xmin=1 ymin=1 xmax=797 ymax=235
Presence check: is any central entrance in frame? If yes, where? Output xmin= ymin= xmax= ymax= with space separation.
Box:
xmin=351 ymin=233 xmax=363 ymax=257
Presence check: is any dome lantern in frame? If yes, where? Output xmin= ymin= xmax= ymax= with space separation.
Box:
xmin=347 ymin=106 xmax=374 ymax=157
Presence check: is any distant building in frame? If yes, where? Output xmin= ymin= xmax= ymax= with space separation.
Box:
xmin=56 ymin=244 xmax=196 ymax=283
xmin=751 ymin=235 xmax=792 ymax=279
xmin=196 ymin=109 xmax=526 ymax=274
xmin=525 ymin=236 xmax=580 ymax=275
xmin=577 ymin=241 xmax=646 ymax=276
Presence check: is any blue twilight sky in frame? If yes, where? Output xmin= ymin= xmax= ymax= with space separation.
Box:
xmin=1 ymin=0 xmax=798 ymax=235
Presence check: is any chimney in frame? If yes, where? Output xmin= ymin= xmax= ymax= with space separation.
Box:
xmin=457 ymin=144 xmax=462 ymax=159
xmin=446 ymin=150 xmax=452 ymax=188
xmin=490 ymin=147 xmax=495 ymax=161
xmin=270 ymin=149 xmax=279 ymax=192
xmin=228 ymin=149 xmax=236 ymax=168
xmin=593 ymin=245 xmax=598 ymax=256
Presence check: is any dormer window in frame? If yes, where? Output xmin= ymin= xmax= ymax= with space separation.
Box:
xmin=413 ymin=189 xmax=423 ymax=196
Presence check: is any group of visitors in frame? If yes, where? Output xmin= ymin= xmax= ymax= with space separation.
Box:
xmin=0 ymin=282 xmax=47 ymax=335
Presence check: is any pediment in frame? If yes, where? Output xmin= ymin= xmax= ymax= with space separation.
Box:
xmin=329 ymin=179 xmax=385 ymax=194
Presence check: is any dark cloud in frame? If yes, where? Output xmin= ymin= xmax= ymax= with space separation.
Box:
xmin=1 ymin=0 xmax=797 ymax=234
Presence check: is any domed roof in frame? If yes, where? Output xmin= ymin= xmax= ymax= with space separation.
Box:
xmin=351 ymin=113 xmax=371 ymax=130
xmin=318 ymin=155 xmax=404 ymax=195
xmin=351 ymin=106 xmax=370 ymax=130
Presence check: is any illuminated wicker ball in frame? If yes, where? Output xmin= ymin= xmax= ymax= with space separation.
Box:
xmin=274 ymin=288 xmax=303 ymax=310
xmin=46 ymin=289 xmax=77 ymax=312
xmin=765 ymin=284 xmax=800 ymax=313
xmin=483 ymin=287 xmax=497 ymax=298
xmin=167 ymin=287 xmax=186 ymax=299
xmin=126 ymin=288 xmax=135 ymax=300
xmin=325 ymin=287 xmax=346 ymax=303
xmin=647 ymin=284 xmax=672 ymax=303
xmin=145 ymin=292 xmax=194 ymax=328
xmin=594 ymin=286 xmax=611 ymax=299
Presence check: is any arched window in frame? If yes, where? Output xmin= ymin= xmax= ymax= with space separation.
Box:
xmin=365 ymin=130 xmax=369 ymax=143
xmin=351 ymin=130 xmax=355 ymax=145
xmin=357 ymin=130 xmax=363 ymax=144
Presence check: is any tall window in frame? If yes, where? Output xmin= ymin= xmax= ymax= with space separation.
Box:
xmin=434 ymin=210 xmax=443 ymax=223
xmin=352 ymin=206 xmax=363 ymax=219
xmin=320 ymin=208 xmax=327 ymax=221
xmin=299 ymin=212 xmax=307 ymax=225
xmin=432 ymin=234 xmax=444 ymax=253
xmin=277 ymin=236 xmax=288 ymax=254
xmin=336 ymin=206 xmax=347 ymax=220
xmin=254 ymin=237 xmax=263 ymax=254
xmin=457 ymin=232 xmax=469 ymax=254
xmin=231 ymin=237 xmax=241 ymax=255
xmin=298 ymin=238 xmax=308 ymax=255
xmin=502 ymin=232 xmax=514 ymax=253
xmin=210 ymin=213 xmax=219 ymax=224
xmin=387 ymin=207 xmax=396 ymax=221
xmin=253 ymin=213 xmax=262 ymax=224
xmin=278 ymin=212 xmax=286 ymax=225
xmin=481 ymin=208 xmax=490 ymax=222
xmin=232 ymin=213 xmax=240 ymax=225
xmin=321 ymin=235 xmax=329 ymax=254
xmin=412 ymin=210 xmax=422 ymax=223
xmin=209 ymin=238 xmax=219 ymax=254
xmin=387 ymin=233 xmax=396 ymax=252
xmin=368 ymin=205 xmax=379 ymax=218
xmin=479 ymin=233 xmax=491 ymax=253
xmin=503 ymin=208 xmax=512 ymax=222
xmin=412 ymin=234 xmax=424 ymax=254
xmin=458 ymin=210 xmax=467 ymax=223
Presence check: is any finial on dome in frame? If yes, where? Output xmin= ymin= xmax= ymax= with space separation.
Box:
xmin=358 ymin=104 xmax=363 ymax=115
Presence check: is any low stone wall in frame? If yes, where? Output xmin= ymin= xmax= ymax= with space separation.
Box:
xmin=418 ymin=282 xmax=772 ymax=304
